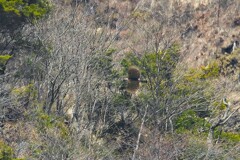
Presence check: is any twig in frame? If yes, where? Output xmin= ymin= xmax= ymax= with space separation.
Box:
xmin=132 ymin=104 xmax=148 ymax=160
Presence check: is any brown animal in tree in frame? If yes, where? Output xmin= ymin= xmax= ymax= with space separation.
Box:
xmin=122 ymin=66 xmax=147 ymax=93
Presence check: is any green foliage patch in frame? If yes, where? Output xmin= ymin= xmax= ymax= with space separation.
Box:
xmin=121 ymin=44 xmax=180 ymax=91
xmin=89 ymin=48 xmax=119 ymax=80
xmin=175 ymin=109 xmax=210 ymax=134
xmin=220 ymin=132 xmax=240 ymax=143
xmin=12 ymin=83 xmax=35 ymax=97
xmin=0 ymin=0 xmax=52 ymax=32
xmin=0 ymin=141 xmax=24 ymax=160
xmin=131 ymin=10 xmax=151 ymax=21
xmin=34 ymin=109 xmax=70 ymax=139
xmin=0 ymin=54 xmax=12 ymax=74
xmin=0 ymin=54 xmax=12 ymax=64
xmin=0 ymin=0 xmax=51 ymax=18
xmin=184 ymin=61 xmax=220 ymax=82
xmin=214 ymin=130 xmax=240 ymax=143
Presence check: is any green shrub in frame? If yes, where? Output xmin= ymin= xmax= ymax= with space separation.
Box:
xmin=36 ymin=110 xmax=54 ymax=130
xmin=121 ymin=44 xmax=180 ymax=91
xmin=131 ymin=10 xmax=151 ymax=21
xmin=220 ymin=132 xmax=240 ymax=142
xmin=0 ymin=141 xmax=24 ymax=160
xmin=175 ymin=109 xmax=210 ymax=133
xmin=0 ymin=54 xmax=12 ymax=74
xmin=0 ymin=0 xmax=51 ymax=18
xmin=11 ymin=83 xmax=38 ymax=107
xmin=89 ymin=48 xmax=118 ymax=80
xmin=214 ymin=130 xmax=240 ymax=143
xmin=184 ymin=61 xmax=220 ymax=82
xmin=12 ymin=83 xmax=35 ymax=97
xmin=105 ymin=48 xmax=116 ymax=56
xmin=212 ymin=100 xmax=227 ymax=111
xmin=200 ymin=61 xmax=220 ymax=79
xmin=34 ymin=109 xmax=70 ymax=139
xmin=0 ymin=0 xmax=52 ymax=32
xmin=0 ymin=55 xmax=12 ymax=64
